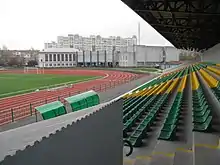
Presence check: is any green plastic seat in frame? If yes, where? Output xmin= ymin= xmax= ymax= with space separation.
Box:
xmin=165 ymin=117 xmax=179 ymax=125
xmin=193 ymin=104 xmax=209 ymax=112
xmin=162 ymin=124 xmax=176 ymax=132
xmin=193 ymin=116 xmax=212 ymax=132
xmin=193 ymin=110 xmax=210 ymax=123
xmin=193 ymin=107 xmax=209 ymax=117
xmin=158 ymin=125 xmax=177 ymax=140
xmin=193 ymin=101 xmax=207 ymax=108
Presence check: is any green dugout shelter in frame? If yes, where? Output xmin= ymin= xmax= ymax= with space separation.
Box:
xmin=64 ymin=90 xmax=100 ymax=112
xmin=35 ymin=101 xmax=67 ymax=120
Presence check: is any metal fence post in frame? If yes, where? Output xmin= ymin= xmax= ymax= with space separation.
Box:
xmin=35 ymin=109 xmax=38 ymax=122
xmin=30 ymin=103 xmax=32 ymax=116
xmin=11 ymin=108 xmax=14 ymax=122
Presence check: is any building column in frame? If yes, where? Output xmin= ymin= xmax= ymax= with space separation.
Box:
xmin=104 ymin=50 xmax=107 ymax=67
xmin=51 ymin=54 xmax=53 ymax=63
xmin=76 ymin=52 xmax=78 ymax=66
xmin=97 ymin=51 xmax=99 ymax=67
xmin=90 ymin=51 xmax=92 ymax=66
xmin=83 ymin=51 xmax=85 ymax=66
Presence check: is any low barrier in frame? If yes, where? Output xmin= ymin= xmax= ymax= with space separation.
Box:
xmin=0 ymin=75 xmax=141 ymax=126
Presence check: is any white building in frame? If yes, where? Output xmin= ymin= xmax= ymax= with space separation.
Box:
xmin=38 ymin=46 xmax=180 ymax=68
xmin=44 ymin=34 xmax=137 ymax=52
xmin=38 ymin=48 xmax=79 ymax=68
xmin=44 ymin=42 xmax=57 ymax=49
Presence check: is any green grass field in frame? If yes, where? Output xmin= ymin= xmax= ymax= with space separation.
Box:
xmin=0 ymin=73 xmax=98 ymax=98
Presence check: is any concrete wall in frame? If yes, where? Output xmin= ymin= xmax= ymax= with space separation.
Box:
xmin=164 ymin=47 xmax=180 ymax=62
xmin=118 ymin=45 xmax=180 ymax=67
xmin=119 ymin=52 xmax=135 ymax=67
xmin=77 ymin=51 xmax=113 ymax=63
xmin=0 ymin=100 xmax=123 ymax=165
xmin=203 ymin=43 xmax=220 ymax=62
xmin=145 ymin=46 xmax=163 ymax=62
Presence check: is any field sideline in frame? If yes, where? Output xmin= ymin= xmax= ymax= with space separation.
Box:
xmin=0 ymin=73 xmax=98 ymax=98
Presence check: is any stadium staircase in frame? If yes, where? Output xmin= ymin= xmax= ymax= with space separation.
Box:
xmin=122 ymin=62 xmax=220 ymax=165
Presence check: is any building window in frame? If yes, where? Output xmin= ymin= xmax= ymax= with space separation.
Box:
xmin=65 ymin=54 xmax=68 ymax=61
xmin=49 ymin=64 xmax=52 ymax=66
xmin=66 ymin=63 xmax=68 ymax=66
xmin=62 ymin=63 xmax=64 ymax=66
xmin=58 ymin=64 xmax=60 ymax=66
xmin=45 ymin=54 xmax=48 ymax=61
xmin=57 ymin=54 xmax=60 ymax=61
xmin=53 ymin=54 xmax=56 ymax=61
xmin=73 ymin=53 xmax=76 ymax=61
xmin=69 ymin=54 xmax=72 ymax=61
xmin=61 ymin=54 xmax=64 ymax=61
xmin=49 ymin=54 xmax=52 ymax=61
xmin=45 ymin=64 xmax=48 ymax=66
xmin=54 ymin=64 xmax=56 ymax=66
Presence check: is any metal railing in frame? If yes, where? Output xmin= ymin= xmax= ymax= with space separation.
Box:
xmin=0 ymin=75 xmax=141 ymax=126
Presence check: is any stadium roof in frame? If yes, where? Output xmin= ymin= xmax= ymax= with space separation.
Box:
xmin=121 ymin=0 xmax=220 ymax=51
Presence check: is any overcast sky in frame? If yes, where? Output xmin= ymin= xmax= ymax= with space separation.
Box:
xmin=0 ymin=0 xmax=172 ymax=50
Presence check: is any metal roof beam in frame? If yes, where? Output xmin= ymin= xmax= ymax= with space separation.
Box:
xmin=160 ymin=31 xmax=200 ymax=38
xmin=150 ymin=23 xmax=194 ymax=29
xmin=135 ymin=10 xmax=220 ymax=16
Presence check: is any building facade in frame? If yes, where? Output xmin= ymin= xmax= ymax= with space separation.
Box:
xmin=38 ymin=48 xmax=78 ymax=68
xmin=118 ymin=45 xmax=180 ymax=67
xmin=44 ymin=34 xmax=137 ymax=52
xmin=38 ymin=46 xmax=180 ymax=68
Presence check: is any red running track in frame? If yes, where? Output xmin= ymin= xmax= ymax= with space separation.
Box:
xmin=0 ymin=69 xmax=143 ymax=126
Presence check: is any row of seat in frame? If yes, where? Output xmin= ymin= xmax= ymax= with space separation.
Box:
xmin=158 ymin=75 xmax=187 ymax=140
xmin=132 ymin=65 xmax=189 ymax=93
xmin=130 ymin=67 xmax=186 ymax=97
xmin=190 ymin=65 xmax=215 ymax=132
xmin=123 ymin=77 xmax=181 ymax=145
xmin=199 ymin=69 xmax=220 ymax=101
xmin=127 ymin=93 xmax=169 ymax=146
xmin=123 ymin=65 xmax=193 ymax=146
xmin=158 ymin=92 xmax=183 ymax=140
xmin=123 ymin=82 xmax=171 ymax=127
xmin=124 ymin=77 xmax=182 ymax=146
xmin=122 ymin=63 xmax=220 ymax=146
xmin=192 ymin=87 xmax=212 ymax=131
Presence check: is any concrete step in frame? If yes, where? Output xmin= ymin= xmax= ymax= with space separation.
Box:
xmin=193 ymin=132 xmax=220 ymax=146
xmin=134 ymin=158 xmax=151 ymax=165
xmin=123 ymin=157 xmax=136 ymax=165
xmin=149 ymin=155 xmax=174 ymax=165
xmin=173 ymin=150 xmax=193 ymax=165
xmin=194 ymin=145 xmax=220 ymax=165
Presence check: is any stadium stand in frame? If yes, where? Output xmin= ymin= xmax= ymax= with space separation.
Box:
xmin=123 ymin=62 xmax=220 ymax=147
xmin=2 ymin=62 xmax=220 ymax=165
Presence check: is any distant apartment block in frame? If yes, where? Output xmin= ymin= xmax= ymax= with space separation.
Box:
xmin=44 ymin=34 xmax=137 ymax=51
